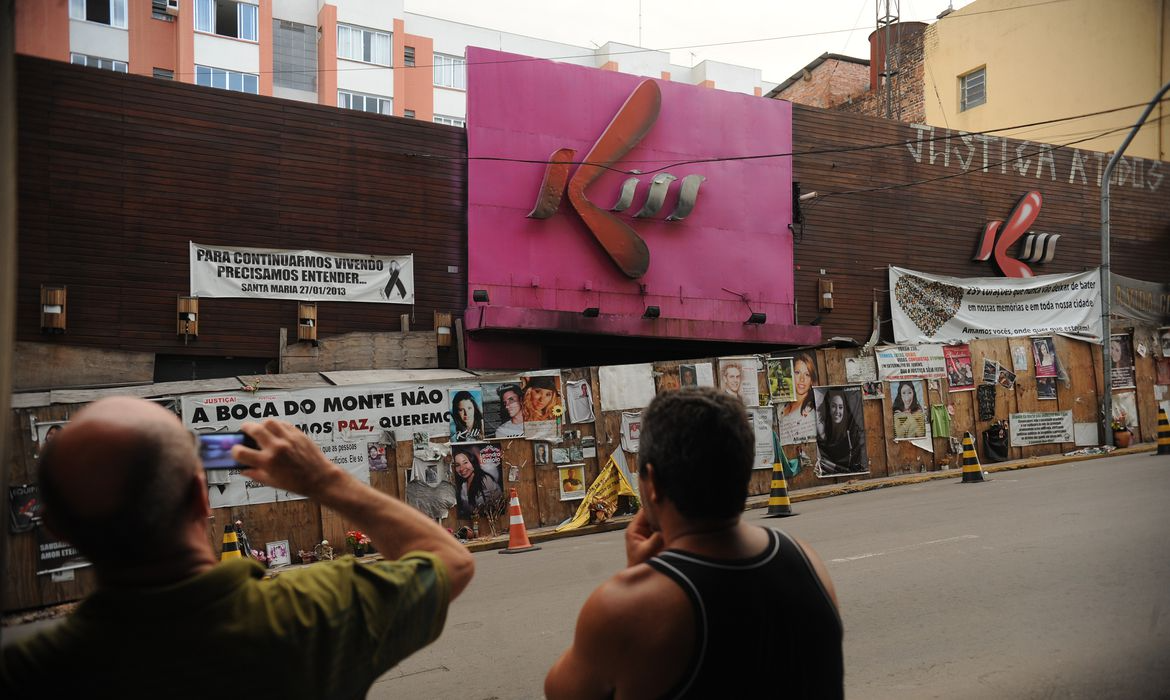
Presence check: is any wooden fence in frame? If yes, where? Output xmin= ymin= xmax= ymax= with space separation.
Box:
xmin=5 ymin=330 xmax=1165 ymax=612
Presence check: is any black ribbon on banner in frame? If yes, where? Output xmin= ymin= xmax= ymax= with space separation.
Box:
xmin=383 ymin=261 xmax=407 ymax=299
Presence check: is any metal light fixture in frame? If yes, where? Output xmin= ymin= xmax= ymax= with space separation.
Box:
xmin=582 ymin=307 xmax=600 ymax=318
xmin=297 ymin=302 xmax=318 ymax=345
xmin=434 ymin=311 xmax=453 ymax=348
xmin=472 ymin=289 xmax=490 ymax=303
xmin=745 ymin=312 xmax=766 ymax=325
xmin=40 ymin=285 xmax=67 ymax=334
xmin=642 ymin=306 xmax=660 ymax=319
xmin=177 ymin=296 xmax=199 ymax=340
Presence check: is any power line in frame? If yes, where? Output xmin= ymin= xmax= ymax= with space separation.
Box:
xmin=408 ymin=98 xmax=1168 ymax=175
xmin=812 ymin=112 xmax=1170 ymax=201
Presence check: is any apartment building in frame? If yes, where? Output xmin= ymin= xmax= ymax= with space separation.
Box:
xmin=15 ymin=0 xmax=775 ymax=127
xmin=769 ymin=0 xmax=1169 ymax=161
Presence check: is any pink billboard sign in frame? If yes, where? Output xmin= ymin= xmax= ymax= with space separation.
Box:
xmin=467 ymin=48 xmax=808 ymax=342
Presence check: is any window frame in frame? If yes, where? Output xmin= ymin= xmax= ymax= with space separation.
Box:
xmin=959 ymin=66 xmax=986 ymax=112
xmin=337 ymin=89 xmax=392 ymax=116
xmin=337 ymin=23 xmax=392 ymax=67
xmin=432 ymin=53 xmax=466 ymax=90
xmin=195 ymin=64 xmax=259 ymax=94
xmin=194 ymin=0 xmax=258 ymax=42
xmin=433 ymin=114 xmax=466 ymax=128
xmin=69 ymin=0 xmax=128 ymax=29
xmin=70 ymin=52 xmax=128 ymax=73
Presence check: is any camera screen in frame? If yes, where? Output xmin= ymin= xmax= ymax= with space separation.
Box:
xmin=198 ymin=433 xmax=250 ymax=470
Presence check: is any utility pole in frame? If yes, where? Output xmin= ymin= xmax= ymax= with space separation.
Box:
xmin=1099 ymin=78 xmax=1170 ymax=444
xmin=876 ymin=0 xmax=901 ymax=120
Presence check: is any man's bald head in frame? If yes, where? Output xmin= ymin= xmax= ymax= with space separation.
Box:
xmin=39 ymin=397 xmax=204 ymax=566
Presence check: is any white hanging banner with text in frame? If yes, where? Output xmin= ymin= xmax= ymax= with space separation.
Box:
xmin=875 ymin=344 xmax=947 ymax=381
xmin=190 ymin=242 xmax=414 ymax=304
xmin=890 ymin=267 xmax=1102 ymax=344
xmin=181 ymin=383 xmax=452 ymax=507
xmin=1009 ymin=410 xmax=1074 ymax=447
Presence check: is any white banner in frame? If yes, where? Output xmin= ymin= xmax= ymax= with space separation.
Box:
xmin=890 ymin=267 xmax=1102 ymax=344
xmin=1009 ymin=410 xmax=1074 ymax=446
xmin=875 ymin=344 xmax=947 ymax=381
xmin=182 ymin=383 xmax=452 ymax=507
xmin=190 ymin=242 xmax=414 ymax=304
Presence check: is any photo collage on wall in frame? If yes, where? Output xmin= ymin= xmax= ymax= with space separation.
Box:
xmin=718 ymin=357 xmax=760 ymax=407
xmin=943 ymin=345 xmax=974 ymax=393
xmin=1032 ymin=336 xmax=1058 ymax=400
xmin=1110 ymin=334 xmax=1137 ymax=389
xmin=889 ymin=379 xmax=927 ymax=441
xmin=777 ymin=352 xmax=819 ymax=445
xmin=812 ymin=386 xmax=868 ymax=478
xmin=450 ymin=442 xmax=503 ymax=519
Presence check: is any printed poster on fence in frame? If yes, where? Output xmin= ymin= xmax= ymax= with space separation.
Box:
xmin=747 ymin=406 xmax=775 ymax=470
xmin=890 ymin=267 xmax=1102 ymax=344
xmin=1009 ymin=410 xmax=1074 ymax=446
xmin=875 ymin=344 xmax=947 ymax=381
xmin=190 ymin=242 xmax=414 ymax=304
xmin=181 ymin=382 xmax=454 ymax=507
xmin=944 ymin=345 xmax=975 ymax=392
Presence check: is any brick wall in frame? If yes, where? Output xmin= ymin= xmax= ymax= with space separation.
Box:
xmin=773 ymin=58 xmax=870 ymax=109
xmin=836 ymin=23 xmax=926 ymax=123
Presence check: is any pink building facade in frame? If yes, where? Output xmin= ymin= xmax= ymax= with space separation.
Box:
xmin=465 ymin=48 xmax=820 ymax=369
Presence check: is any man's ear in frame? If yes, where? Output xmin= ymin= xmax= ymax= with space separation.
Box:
xmin=639 ymin=463 xmax=660 ymax=505
xmin=190 ymin=469 xmax=211 ymax=519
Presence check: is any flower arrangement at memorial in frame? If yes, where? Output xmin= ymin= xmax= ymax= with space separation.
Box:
xmin=345 ymin=530 xmax=372 ymax=555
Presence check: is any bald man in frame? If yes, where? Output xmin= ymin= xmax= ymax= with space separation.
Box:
xmin=1 ymin=397 xmax=474 ymax=698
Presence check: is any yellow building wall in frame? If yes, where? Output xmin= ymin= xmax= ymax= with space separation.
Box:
xmin=924 ymin=0 xmax=1168 ymax=161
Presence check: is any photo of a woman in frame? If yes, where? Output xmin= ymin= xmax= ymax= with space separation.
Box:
xmin=778 ymin=352 xmax=818 ymax=443
xmin=493 ymin=384 xmax=524 ymax=438
xmin=522 ymin=375 xmax=562 ymax=422
xmin=452 ymin=445 xmax=502 ymax=519
xmin=890 ymin=380 xmax=926 ymax=440
xmin=814 ymin=386 xmax=868 ymax=477
xmin=449 ymin=390 xmax=484 ymax=442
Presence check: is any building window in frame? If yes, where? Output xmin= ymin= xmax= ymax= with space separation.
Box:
xmin=433 ymin=114 xmax=465 ymax=128
xmin=69 ymin=0 xmax=128 ymax=29
xmin=337 ymin=24 xmax=391 ymax=66
xmin=404 ymin=46 xmax=415 ymax=67
xmin=195 ymin=64 xmax=259 ymax=94
xmin=404 ymin=109 xmax=416 ymax=119
xmin=273 ymin=19 xmax=317 ymax=92
xmin=959 ymin=67 xmax=986 ymax=111
xmin=153 ymin=67 xmax=175 ymax=79
xmin=195 ymin=0 xmax=258 ymax=41
xmin=433 ymin=53 xmax=466 ymax=90
xmin=338 ymin=89 xmax=391 ymax=115
xmin=70 ymin=53 xmax=128 ymax=73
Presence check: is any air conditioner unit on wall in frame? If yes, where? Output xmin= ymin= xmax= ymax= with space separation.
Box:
xmin=166 ymin=0 xmax=180 ymax=15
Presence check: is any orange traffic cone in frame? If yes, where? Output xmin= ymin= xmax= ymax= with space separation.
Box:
xmin=499 ymin=488 xmax=540 ymax=554
xmin=1156 ymin=407 xmax=1170 ymax=456
xmin=220 ymin=523 xmax=242 ymax=560
xmin=960 ymin=432 xmax=986 ymax=484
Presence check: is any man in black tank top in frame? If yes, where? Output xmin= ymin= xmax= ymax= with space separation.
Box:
xmin=546 ymin=387 xmax=844 ymax=699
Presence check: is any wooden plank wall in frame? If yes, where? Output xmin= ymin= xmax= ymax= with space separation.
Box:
xmin=789 ymin=104 xmax=1170 ymax=343
xmin=6 ymin=335 xmax=1165 ymax=611
xmin=15 ymin=56 xmax=466 ymax=362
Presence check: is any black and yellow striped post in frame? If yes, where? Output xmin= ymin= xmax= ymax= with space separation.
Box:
xmin=763 ymin=461 xmax=797 ymax=518
xmin=220 ymin=523 xmax=242 ymax=561
xmin=960 ymin=431 xmax=986 ymax=483
xmin=1157 ymin=407 xmax=1170 ymax=456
